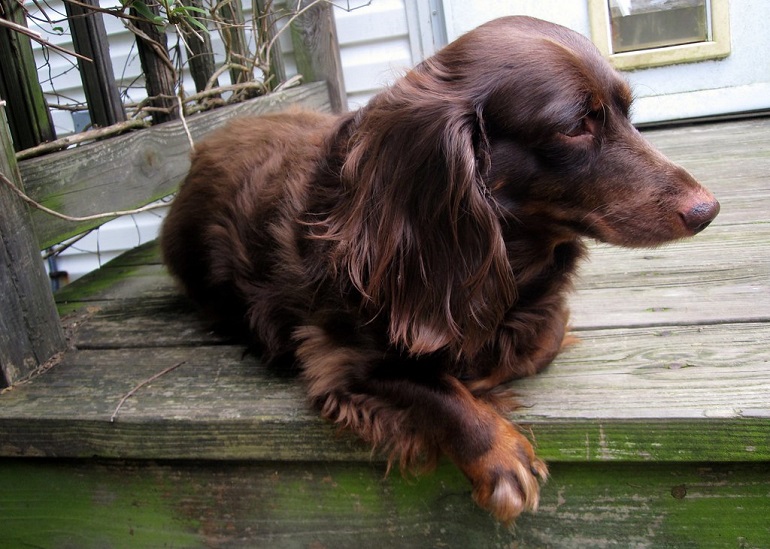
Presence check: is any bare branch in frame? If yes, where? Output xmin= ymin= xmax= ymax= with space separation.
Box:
xmin=15 ymin=119 xmax=150 ymax=160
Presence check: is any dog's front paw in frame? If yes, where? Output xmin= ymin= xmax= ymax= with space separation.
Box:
xmin=465 ymin=423 xmax=548 ymax=523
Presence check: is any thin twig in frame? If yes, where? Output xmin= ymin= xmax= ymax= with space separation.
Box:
xmin=62 ymin=0 xmax=149 ymax=24
xmin=0 ymin=170 xmax=170 ymax=222
xmin=176 ymin=94 xmax=194 ymax=151
xmin=110 ymin=361 xmax=187 ymax=422
xmin=186 ymin=80 xmax=270 ymax=102
xmin=205 ymin=61 xmax=251 ymax=91
xmin=42 ymin=230 xmax=92 ymax=259
xmin=125 ymin=21 xmax=177 ymax=73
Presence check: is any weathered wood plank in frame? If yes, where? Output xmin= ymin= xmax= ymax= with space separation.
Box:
xmin=61 ymin=295 xmax=229 ymax=348
xmin=571 ymin=221 xmax=770 ymax=328
xmin=1 ymin=318 xmax=767 ymax=462
xmin=179 ymin=0 xmax=219 ymax=94
xmin=52 ymin=221 xmax=769 ymax=339
xmin=519 ymin=322 xmax=770 ymax=419
xmin=65 ymin=0 xmax=126 ymax=127
xmin=291 ymin=0 xmax=348 ymax=112
xmin=55 ymin=263 xmax=175 ymax=306
xmin=0 ymin=0 xmax=56 ymax=150
xmin=571 ymin=284 xmax=768 ymax=329
xmin=131 ymin=1 xmax=178 ymax=124
xmin=578 ymin=222 xmax=769 ymax=288
xmin=0 ymin=105 xmax=65 ymax=386
xmin=0 ymin=346 xmax=367 ymax=461
xmin=644 ymin=118 xmax=770 ymax=171
xmin=2 ymin=459 xmax=769 ymax=547
xmin=643 ymin=118 xmax=770 ymax=228
xmin=19 ymin=82 xmax=331 ymax=249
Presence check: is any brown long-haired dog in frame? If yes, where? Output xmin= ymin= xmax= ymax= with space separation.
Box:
xmin=161 ymin=16 xmax=719 ymax=522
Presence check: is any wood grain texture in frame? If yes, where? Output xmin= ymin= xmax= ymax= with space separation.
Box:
xmin=0 ymin=0 xmax=56 ymax=150
xmin=64 ymin=0 xmax=126 ymax=127
xmin=51 ymin=219 xmax=769 ymax=339
xmin=572 ymin=222 xmax=769 ymax=328
xmin=2 ymin=460 xmax=768 ymax=548
xmin=18 ymin=82 xmax=331 ymax=249
xmin=290 ymin=0 xmax=348 ymax=112
xmin=131 ymin=2 xmax=178 ymax=124
xmin=1 ymin=324 xmax=767 ymax=462
xmin=0 ymin=107 xmax=65 ymax=386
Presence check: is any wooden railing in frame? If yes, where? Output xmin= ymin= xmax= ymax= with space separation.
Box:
xmin=0 ymin=0 xmax=344 ymax=387
xmin=0 ymin=0 xmax=347 ymax=150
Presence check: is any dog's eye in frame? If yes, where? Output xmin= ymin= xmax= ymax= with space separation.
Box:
xmin=562 ymin=118 xmax=590 ymax=138
xmin=560 ymin=110 xmax=602 ymax=139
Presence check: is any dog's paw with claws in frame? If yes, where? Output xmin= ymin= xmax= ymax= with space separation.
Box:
xmin=463 ymin=422 xmax=548 ymax=523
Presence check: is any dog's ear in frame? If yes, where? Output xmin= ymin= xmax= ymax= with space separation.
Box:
xmin=324 ymin=77 xmax=515 ymax=357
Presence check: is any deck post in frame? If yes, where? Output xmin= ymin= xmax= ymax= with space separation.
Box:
xmin=255 ymin=0 xmax=287 ymax=91
xmin=290 ymin=0 xmax=347 ymax=113
xmin=217 ymin=0 xmax=257 ymax=99
xmin=131 ymin=1 xmax=178 ymax=123
xmin=64 ymin=0 xmax=127 ymax=127
xmin=179 ymin=0 xmax=220 ymax=95
xmin=0 ymin=0 xmax=56 ymax=150
xmin=0 ymin=103 xmax=65 ymax=387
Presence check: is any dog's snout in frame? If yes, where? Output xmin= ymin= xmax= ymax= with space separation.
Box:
xmin=680 ymin=200 xmax=720 ymax=234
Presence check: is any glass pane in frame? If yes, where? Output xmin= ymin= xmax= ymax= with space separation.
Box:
xmin=608 ymin=0 xmax=709 ymax=54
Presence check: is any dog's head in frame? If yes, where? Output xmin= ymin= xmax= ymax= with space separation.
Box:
xmin=437 ymin=16 xmax=720 ymax=247
xmin=326 ymin=16 xmax=719 ymax=355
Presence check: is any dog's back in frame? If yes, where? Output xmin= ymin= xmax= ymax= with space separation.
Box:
xmin=160 ymin=109 xmax=338 ymax=337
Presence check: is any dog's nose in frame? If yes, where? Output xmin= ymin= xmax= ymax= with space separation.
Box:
xmin=681 ymin=200 xmax=720 ymax=234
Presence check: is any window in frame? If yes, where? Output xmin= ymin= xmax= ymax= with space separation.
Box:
xmin=588 ymin=0 xmax=731 ymax=70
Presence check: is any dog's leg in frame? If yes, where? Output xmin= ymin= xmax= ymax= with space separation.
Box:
xmin=295 ymin=325 xmax=547 ymax=523
xmin=467 ymin=304 xmax=573 ymax=394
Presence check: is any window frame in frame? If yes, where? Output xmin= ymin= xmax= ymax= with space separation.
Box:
xmin=587 ymin=0 xmax=731 ymax=70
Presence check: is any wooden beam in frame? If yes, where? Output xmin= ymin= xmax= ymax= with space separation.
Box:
xmin=1 ymin=460 xmax=768 ymax=546
xmin=64 ymin=0 xmax=126 ymax=127
xmin=217 ymin=0 xmax=257 ymax=98
xmin=0 ymin=103 xmax=64 ymax=387
xmin=18 ymin=82 xmax=331 ymax=249
xmin=179 ymin=0 xmax=220 ymax=95
xmin=131 ymin=1 xmax=178 ymax=124
xmin=0 ymin=0 xmax=56 ymax=150
xmin=255 ymin=0 xmax=287 ymax=91
xmin=290 ymin=0 xmax=347 ymax=113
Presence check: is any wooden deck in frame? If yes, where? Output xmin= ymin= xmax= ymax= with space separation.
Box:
xmin=2 ymin=118 xmax=769 ymax=547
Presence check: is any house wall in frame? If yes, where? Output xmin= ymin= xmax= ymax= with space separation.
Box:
xmin=441 ymin=0 xmax=770 ymax=124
